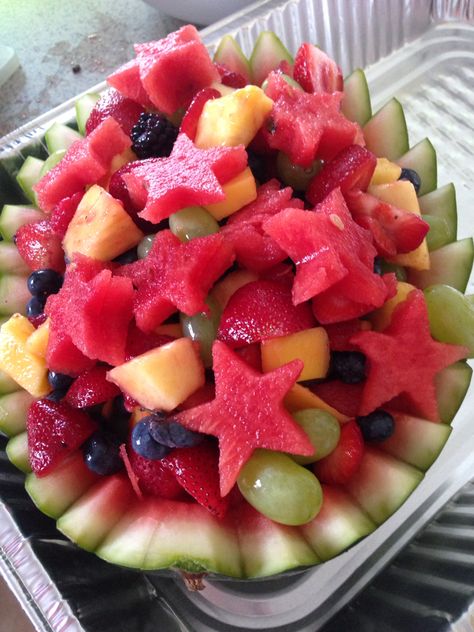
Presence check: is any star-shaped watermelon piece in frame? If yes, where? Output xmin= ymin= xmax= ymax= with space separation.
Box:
xmin=263 ymin=188 xmax=391 ymax=316
xmin=122 ymin=133 xmax=248 ymax=224
xmin=350 ymin=289 xmax=469 ymax=421
xmin=176 ymin=340 xmax=314 ymax=496
xmin=118 ymin=230 xmax=235 ymax=332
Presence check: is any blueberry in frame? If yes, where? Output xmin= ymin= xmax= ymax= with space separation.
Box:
xmin=330 ymin=351 xmax=366 ymax=384
xmin=27 ymin=269 xmax=63 ymax=297
xmin=373 ymin=256 xmax=383 ymax=275
xmin=26 ymin=295 xmax=47 ymax=318
xmin=46 ymin=388 xmax=69 ymax=402
xmin=48 ymin=371 xmax=74 ymax=391
xmin=356 ymin=410 xmax=395 ymax=442
xmin=83 ymin=431 xmax=124 ymax=475
xmin=131 ymin=418 xmax=171 ymax=460
xmin=113 ymin=248 xmax=138 ymax=264
xmin=399 ymin=168 xmax=421 ymax=195
xmin=149 ymin=419 xmax=203 ymax=448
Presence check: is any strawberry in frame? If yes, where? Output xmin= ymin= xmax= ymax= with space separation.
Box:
xmin=27 ymin=399 xmax=97 ymax=476
xmin=15 ymin=220 xmax=65 ymax=273
xmin=293 ymin=42 xmax=343 ymax=94
xmin=179 ymin=87 xmax=221 ymax=141
xmin=214 ymin=63 xmax=247 ymax=89
xmin=85 ymin=88 xmax=143 ymax=136
xmin=313 ymin=420 xmax=364 ymax=485
xmin=235 ymin=343 xmax=262 ymax=372
xmin=125 ymin=323 xmax=174 ymax=360
xmin=163 ymin=441 xmax=229 ymax=518
xmin=49 ymin=192 xmax=83 ymax=237
xmin=65 ymin=365 xmax=121 ymax=408
xmin=127 ymin=445 xmax=184 ymax=499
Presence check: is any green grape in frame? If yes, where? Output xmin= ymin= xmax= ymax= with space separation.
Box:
xmin=276 ymin=152 xmax=323 ymax=191
xmin=380 ymin=259 xmax=407 ymax=281
xmin=237 ymin=449 xmax=323 ymax=526
xmin=169 ymin=206 xmax=219 ymax=242
xmin=137 ymin=234 xmax=155 ymax=259
xmin=424 ymin=284 xmax=474 ymax=357
xmin=180 ymin=296 xmax=222 ymax=367
xmin=423 ymin=214 xmax=453 ymax=252
xmin=291 ymin=409 xmax=340 ymax=465
xmin=39 ymin=149 xmax=66 ymax=179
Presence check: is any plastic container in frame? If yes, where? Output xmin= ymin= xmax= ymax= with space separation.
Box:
xmin=0 ymin=1 xmax=473 ymax=630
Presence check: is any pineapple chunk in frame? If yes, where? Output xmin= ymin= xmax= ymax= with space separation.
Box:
xmin=261 ymin=327 xmax=330 ymax=381
xmin=107 ymin=338 xmax=205 ymax=411
xmin=369 ymin=282 xmax=416 ymax=331
xmin=368 ymin=180 xmax=430 ymax=270
xmin=204 ymin=168 xmax=257 ymax=220
xmin=194 ymin=85 xmax=273 ymax=149
xmin=63 ymin=185 xmax=144 ymax=261
xmin=25 ymin=318 xmax=50 ymax=358
xmin=0 ymin=314 xmax=51 ymax=397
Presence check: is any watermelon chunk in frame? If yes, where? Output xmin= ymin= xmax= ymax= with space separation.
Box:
xmin=122 ymin=133 xmax=248 ymax=224
xmin=15 ymin=219 xmax=65 ymax=273
xmin=46 ymin=256 xmax=135 ymax=366
xmin=107 ymin=59 xmax=155 ymax=108
xmin=218 ymin=280 xmax=315 ymax=348
xmin=119 ymin=230 xmax=234 ymax=332
xmin=264 ymin=189 xmax=393 ymax=321
xmin=27 ymin=399 xmax=97 ymax=476
xmin=176 ymin=340 xmax=313 ymax=496
xmin=263 ymin=72 xmax=361 ymax=167
xmin=180 ymin=87 xmax=221 ymax=141
xmin=134 ymin=25 xmax=219 ymax=115
xmin=34 ymin=117 xmax=131 ymax=212
xmin=46 ymin=323 xmax=96 ymax=376
xmin=351 ymin=289 xmax=469 ymax=420
xmin=85 ymin=88 xmax=143 ymax=136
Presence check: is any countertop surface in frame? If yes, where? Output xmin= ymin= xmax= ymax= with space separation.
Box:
xmin=0 ymin=0 xmax=185 ymax=138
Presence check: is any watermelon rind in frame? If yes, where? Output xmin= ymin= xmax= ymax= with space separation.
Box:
xmin=213 ymin=35 xmax=252 ymax=83
xmin=0 ymin=204 xmax=44 ymax=242
xmin=0 ymin=390 xmax=35 ymax=436
xmin=363 ymin=98 xmax=409 ymax=161
xmin=397 ymin=137 xmax=437 ymax=196
xmin=408 ymin=237 xmax=474 ymax=292
xmin=341 ymin=68 xmax=372 ymax=126
xmin=435 ymin=361 xmax=473 ymax=424
xmin=6 ymin=431 xmax=30 ymax=473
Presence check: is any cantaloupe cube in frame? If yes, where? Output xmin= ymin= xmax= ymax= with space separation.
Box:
xmin=368 ymin=181 xmax=429 ymax=270
xmin=284 ymin=383 xmax=349 ymax=423
xmin=0 ymin=314 xmax=51 ymax=397
xmin=63 ymin=185 xmax=144 ymax=261
xmin=212 ymin=269 xmax=258 ymax=309
xmin=369 ymin=158 xmax=402 ymax=186
xmin=261 ymin=327 xmax=330 ymax=381
xmin=195 ymin=85 xmax=273 ymax=148
xmin=369 ymin=282 xmax=416 ymax=331
xmin=25 ymin=318 xmax=50 ymax=359
xmin=204 ymin=168 xmax=257 ymax=221
xmin=107 ymin=338 xmax=205 ymax=411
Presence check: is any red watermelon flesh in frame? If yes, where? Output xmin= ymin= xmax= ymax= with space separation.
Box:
xmin=310 ymin=380 xmax=364 ymax=418
xmin=307 ymin=145 xmax=377 ymax=206
xmin=134 ymin=25 xmax=219 ymax=115
xmin=49 ymin=192 xmax=83 ymax=237
xmin=324 ymin=319 xmax=371 ymax=351
xmin=107 ymin=58 xmax=155 ymax=109
xmin=350 ymin=289 xmax=469 ymax=421
xmin=263 ymin=72 xmax=361 ymax=167
xmin=46 ymin=256 xmax=134 ymax=366
xmin=345 ymin=189 xmax=430 ymax=257
xmin=108 ymin=161 xmax=158 ymax=234
xmin=264 ymin=188 xmax=393 ymax=315
xmin=122 ymin=133 xmax=248 ymax=224
xmin=34 ymin=117 xmax=131 ymax=213
xmin=27 ymin=399 xmax=97 ymax=476
xmin=85 ymin=88 xmax=143 ymax=136
xmin=217 ymin=279 xmax=315 ymax=348
xmin=180 ymin=87 xmax=221 ymax=141
xmin=125 ymin=323 xmax=174 ymax=360
xmin=15 ymin=220 xmax=65 ymax=273
xmin=293 ymin=43 xmax=343 ymax=94
xmin=119 ymin=230 xmax=234 ymax=332
xmin=176 ymin=340 xmax=312 ymax=496
xmin=46 ymin=322 xmax=96 ymax=376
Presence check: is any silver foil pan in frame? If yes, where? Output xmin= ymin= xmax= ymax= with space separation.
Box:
xmin=1 ymin=1 xmax=473 ymax=630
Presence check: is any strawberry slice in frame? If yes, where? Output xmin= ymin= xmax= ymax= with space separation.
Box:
xmin=214 ymin=62 xmax=247 ymax=89
xmin=293 ymin=43 xmax=343 ymax=94
xmin=163 ymin=441 xmax=229 ymax=518
xmin=217 ymin=280 xmax=315 ymax=348
xmin=127 ymin=445 xmax=184 ymax=499
xmin=180 ymin=87 xmax=221 ymax=141
xmin=65 ymin=365 xmax=121 ymax=408
xmin=85 ymin=88 xmax=143 ymax=136
xmin=27 ymin=399 xmax=97 ymax=476
xmin=307 ymin=145 xmax=377 ymax=206
xmin=345 ymin=189 xmax=430 ymax=257
xmin=313 ymin=420 xmax=364 ymax=485
xmin=15 ymin=220 xmax=65 ymax=273
xmin=49 ymin=192 xmax=83 ymax=237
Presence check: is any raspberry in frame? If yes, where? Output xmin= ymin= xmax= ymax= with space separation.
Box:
xmin=130 ymin=112 xmax=178 ymax=159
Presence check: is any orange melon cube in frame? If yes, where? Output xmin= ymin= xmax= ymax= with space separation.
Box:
xmin=204 ymin=167 xmax=257 ymax=221
xmin=369 ymin=281 xmax=416 ymax=331
xmin=261 ymin=327 xmax=330 ymax=382
xmin=284 ymin=383 xmax=349 ymax=423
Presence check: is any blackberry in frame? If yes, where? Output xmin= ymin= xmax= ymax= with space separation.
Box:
xmin=130 ymin=113 xmax=178 ymax=159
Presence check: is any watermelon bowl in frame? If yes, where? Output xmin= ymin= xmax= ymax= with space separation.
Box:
xmin=0 ymin=4 xmax=473 ymax=630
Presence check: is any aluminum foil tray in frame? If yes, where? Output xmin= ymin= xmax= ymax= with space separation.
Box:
xmin=1 ymin=0 xmax=473 ymax=630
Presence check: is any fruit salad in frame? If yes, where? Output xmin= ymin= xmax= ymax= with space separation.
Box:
xmin=0 ymin=24 xmax=472 ymax=582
